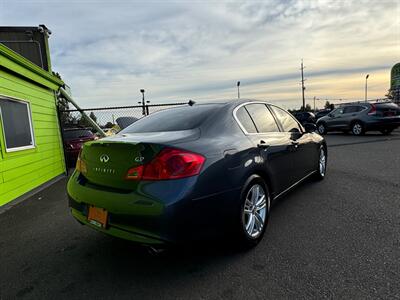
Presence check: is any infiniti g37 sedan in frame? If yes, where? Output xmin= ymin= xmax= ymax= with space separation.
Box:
xmin=67 ymin=100 xmax=327 ymax=249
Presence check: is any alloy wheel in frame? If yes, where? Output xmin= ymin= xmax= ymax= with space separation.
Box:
xmin=319 ymin=148 xmax=326 ymax=177
xmin=352 ymin=123 xmax=362 ymax=135
xmin=242 ymin=184 xmax=268 ymax=238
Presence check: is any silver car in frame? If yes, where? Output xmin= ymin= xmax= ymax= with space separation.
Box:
xmin=316 ymin=102 xmax=400 ymax=135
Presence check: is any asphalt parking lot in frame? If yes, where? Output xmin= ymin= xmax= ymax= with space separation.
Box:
xmin=1 ymin=130 xmax=399 ymax=299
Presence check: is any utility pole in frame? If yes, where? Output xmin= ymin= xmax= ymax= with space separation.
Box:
xmin=237 ymin=81 xmax=240 ymax=99
xmin=300 ymin=59 xmax=306 ymax=111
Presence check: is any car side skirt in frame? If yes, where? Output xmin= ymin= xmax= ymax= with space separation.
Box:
xmin=273 ymin=171 xmax=317 ymax=201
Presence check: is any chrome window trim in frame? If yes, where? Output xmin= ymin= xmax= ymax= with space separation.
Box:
xmin=233 ymin=101 xmax=281 ymax=135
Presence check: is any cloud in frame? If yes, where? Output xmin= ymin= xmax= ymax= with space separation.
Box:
xmin=1 ymin=0 xmax=399 ymax=109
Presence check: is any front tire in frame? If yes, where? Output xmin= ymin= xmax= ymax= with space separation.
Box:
xmin=236 ymin=175 xmax=270 ymax=249
xmin=351 ymin=121 xmax=364 ymax=136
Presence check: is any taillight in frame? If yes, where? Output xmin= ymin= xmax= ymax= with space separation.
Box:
xmin=126 ymin=148 xmax=205 ymax=181
xmin=76 ymin=151 xmax=87 ymax=174
xmin=368 ymin=104 xmax=376 ymax=115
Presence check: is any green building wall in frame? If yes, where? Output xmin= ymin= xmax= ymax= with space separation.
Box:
xmin=0 ymin=44 xmax=66 ymax=206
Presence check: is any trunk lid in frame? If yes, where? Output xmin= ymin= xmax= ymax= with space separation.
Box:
xmin=79 ymin=129 xmax=200 ymax=190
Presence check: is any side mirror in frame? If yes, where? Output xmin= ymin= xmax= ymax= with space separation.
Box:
xmin=327 ymin=113 xmax=333 ymax=117
xmin=304 ymin=123 xmax=317 ymax=133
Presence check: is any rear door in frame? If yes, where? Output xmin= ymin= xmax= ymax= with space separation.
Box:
xmin=236 ymin=103 xmax=296 ymax=194
xmin=269 ymin=105 xmax=317 ymax=180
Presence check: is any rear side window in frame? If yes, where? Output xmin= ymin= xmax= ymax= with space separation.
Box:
xmin=343 ymin=106 xmax=361 ymax=113
xmin=355 ymin=106 xmax=366 ymax=112
xmin=235 ymin=106 xmax=257 ymax=133
xmin=245 ymin=104 xmax=279 ymax=133
xmin=122 ymin=105 xmax=218 ymax=133
xmin=270 ymin=106 xmax=302 ymax=133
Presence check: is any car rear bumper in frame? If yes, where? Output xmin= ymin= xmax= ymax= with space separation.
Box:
xmin=67 ymin=171 xmax=241 ymax=245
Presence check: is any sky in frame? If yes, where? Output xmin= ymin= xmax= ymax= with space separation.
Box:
xmin=1 ymin=0 xmax=399 ymax=109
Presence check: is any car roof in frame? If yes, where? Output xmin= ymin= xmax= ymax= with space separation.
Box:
xmin=193 ymin=99 xmax=273 ymax=109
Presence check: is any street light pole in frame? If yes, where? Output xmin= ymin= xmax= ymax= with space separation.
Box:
xmin=365 ymin=74 xmax=369 ymax=101
xmin=237 ymin=81 xmax=240 ymax=99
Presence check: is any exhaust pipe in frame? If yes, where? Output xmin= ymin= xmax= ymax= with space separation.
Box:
xmin=146 ymin=246 xmax=166 ymax=256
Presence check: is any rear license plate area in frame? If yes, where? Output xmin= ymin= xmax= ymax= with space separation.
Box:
xmin=88 ymin=205 xmax=108 ymax=228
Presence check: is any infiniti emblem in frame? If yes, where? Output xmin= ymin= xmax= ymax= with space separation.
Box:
xmin=100 ymin=154 xmax=110 ymax=163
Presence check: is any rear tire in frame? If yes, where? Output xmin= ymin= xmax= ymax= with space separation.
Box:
xmin=236 ymin=175 xmax=270 ymax=250
xmin=314 ymin=146 xmax=327 ymax=180
xmin=317 ymin=123 xmax=327 ymax=135
xmin=351 ymin=121 xmax=364 ymax=136
xmin=380 ymin=128 xmax=393 ymax=135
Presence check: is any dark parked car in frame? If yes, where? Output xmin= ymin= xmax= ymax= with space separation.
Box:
xmin=315 ymin=109 xmax=331 ymax=119
xmin=316 ymin=102 xmax=400 ymax=135
xmin=294 ymin=111 xmax=316 ymax=125
xmin=67 ymin=100 xmax=327 ymax=249
xmin=116 ymin=116 xmax=138 ymax=130
xmin=63 ymin=128 xmax=97 ymax=164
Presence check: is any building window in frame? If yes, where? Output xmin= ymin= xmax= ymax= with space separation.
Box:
xmin=0 ymin=97 xmax=35 ymax=152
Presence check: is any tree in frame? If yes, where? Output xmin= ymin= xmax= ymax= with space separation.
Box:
xmin=89 ymin=112 xmax=97 ymax=123
xmin=57 ymin=96 xmax=74 ymax=125
xmin=305 ymin=104 xmax=312 ymax=112
xmin=76 ymin=112 xmax=99 ymax=128
xmin=324 ymin=101 xmax=331 ymax=109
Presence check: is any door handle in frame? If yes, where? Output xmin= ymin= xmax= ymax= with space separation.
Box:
xmin=257 ymin=140 xmax=269 ymax=149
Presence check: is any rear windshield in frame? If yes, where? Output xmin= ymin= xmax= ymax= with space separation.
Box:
xmin=63 ymin=129 xmax=93 ymax=139
xmin=121 ymin=105 xmax=219 ymax=133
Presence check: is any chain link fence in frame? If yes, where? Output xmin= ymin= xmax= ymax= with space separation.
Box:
xmin=58 ymin=100 xmax=189 ymax=135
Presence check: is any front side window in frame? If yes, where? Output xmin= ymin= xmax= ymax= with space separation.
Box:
xmin=331 ymin=108 xmax=344 ymax=116
xmin=270 ymin=106 xmax=302 ymax=133
xmin=245 ymin=104 xmax=279 ymax=133
xmin=0 ymin=97 xmax=35 ymax=152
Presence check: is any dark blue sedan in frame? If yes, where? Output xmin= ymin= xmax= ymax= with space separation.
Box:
xmin=67 ymin=99 xmax=327 ymax=250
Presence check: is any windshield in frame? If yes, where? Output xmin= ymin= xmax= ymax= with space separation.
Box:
xmin=121 ymin=104 xmax=220 ymax=133
xmin=63 ymin=129 xmax=93 ymax=139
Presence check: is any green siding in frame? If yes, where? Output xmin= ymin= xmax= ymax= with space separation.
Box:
xmin=0 ymin=54 xmax=66 ymax=206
